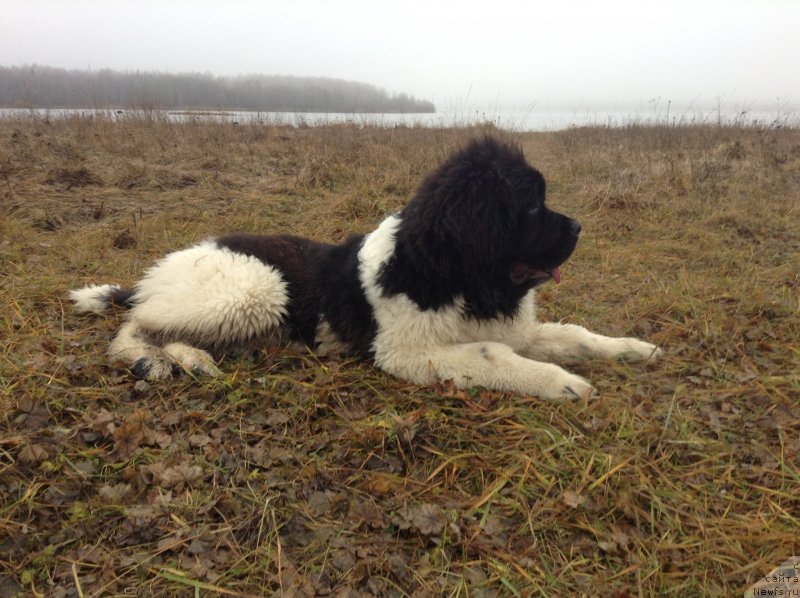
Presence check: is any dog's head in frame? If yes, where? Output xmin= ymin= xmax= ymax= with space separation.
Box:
xmin=383 ymin=136 xmax=581 ymax=317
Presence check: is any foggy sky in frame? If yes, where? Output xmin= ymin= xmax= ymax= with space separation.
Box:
xmin=2 ymin=0 xmax=798 ymax=112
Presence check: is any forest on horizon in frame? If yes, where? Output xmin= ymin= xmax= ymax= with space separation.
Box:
xmin=0 ymin=65 xmax=436 ymax=113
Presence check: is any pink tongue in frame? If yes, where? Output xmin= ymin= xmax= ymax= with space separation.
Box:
xmin=551 ymin=267 xmax=561 ymax=284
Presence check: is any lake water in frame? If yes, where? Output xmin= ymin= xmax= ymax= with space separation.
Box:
xmin=1 ymin=107 xmax=797 ymax=131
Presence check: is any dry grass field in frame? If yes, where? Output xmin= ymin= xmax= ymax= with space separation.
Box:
xmin=1 ymin=115 xmax=799 ymax=597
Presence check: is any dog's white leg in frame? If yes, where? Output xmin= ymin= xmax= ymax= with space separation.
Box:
xmin=109 ymin=322 xmax=223 ymax=380
xmin=108 ymin=321 xmax=177 ymax=381
xmin=377 ymin=341 xmax=594 ymax=400
xmin=521 ymin=323 xmax=662 ymax=364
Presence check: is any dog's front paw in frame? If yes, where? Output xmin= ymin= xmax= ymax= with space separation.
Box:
xmin=539 ymin=366 xmax=595 ymax=401
xmin=560 ymin=375 xmax=595 ymax=401
xmin=615 ymin=338 xmax=662 ymax=363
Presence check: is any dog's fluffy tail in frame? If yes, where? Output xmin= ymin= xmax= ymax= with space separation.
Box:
xmin=70 ymin=284 xmax=136 ymax=314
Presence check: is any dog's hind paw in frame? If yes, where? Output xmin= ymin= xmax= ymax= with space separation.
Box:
xmin=130 ymin=345 xmax=222 ymax=381
xmin=163 ymin=343 xmax=221 ymax=377
xmin=131 ymin=357 xmax=181 ymax=381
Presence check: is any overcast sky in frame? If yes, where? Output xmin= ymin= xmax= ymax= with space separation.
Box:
xmin=2 ymin=0 xmax=798 ymax=111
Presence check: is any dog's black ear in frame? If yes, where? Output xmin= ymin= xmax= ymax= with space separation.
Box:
xmin=398 ymin=149 xmax=518 ymax=280
xmin=438 ymin=164 xmax=516 ymax=269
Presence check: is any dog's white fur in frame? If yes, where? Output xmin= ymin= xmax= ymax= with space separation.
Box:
xmin=72 ymin=213 xmax=660 ymax=400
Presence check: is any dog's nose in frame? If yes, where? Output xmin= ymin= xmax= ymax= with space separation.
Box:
xmin=569 ymin=219 xmax=582 ymax=235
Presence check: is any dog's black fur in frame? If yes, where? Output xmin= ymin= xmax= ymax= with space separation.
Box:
xmin=379 ymin=137 xmax=581 ymax=319
xmin=215 ymin=233 xmax=378 ymax=355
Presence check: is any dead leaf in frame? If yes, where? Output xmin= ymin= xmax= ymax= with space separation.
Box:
xmin=616 ymin=489 xmax=640 ymax=520
xmin=610 ymin=524 xmax=632 ymax=548
xmin=597 ymin=541 xmax=618 ymax=553
xmin=365 ymin=577 xmax=387 ymax=595
xmin=84 ymin=408 xmax=115 ymax=436
xmin=481 ymin=514 xmax=508 ymax=539
xmin=387 ymin=553 xmax=408 ymax=577
xmin=147 ymin=459 xmax=204 ymax=490
xmin=270 ymin=550 xmax=314 ymax=596
xmin=349 ymin=500 xmax=385 ymax=529
xmin=19 ymin=443 xmax=49 ymax=464
xmin=244 ymin=439 xmax=268 ymax=465
xmin=187 ymin=538 xmax=210 ymax=555
xmin=265 ymin=410 xmax=291 ymax=426
xmin=146 ymin=429 xmax=173 ymax=449
xmin=113 ymin=420 xmax=146 ymax=459
xmin=98 ymin=483 xmax=133 ymax=502
xmin=157 ymin=535 xmax=183 ymax=553
xmin=701 ymin=404 xmax=722 ymax=435
xmin=562 ymin=490 xmax=587 ymax=509
xmin=333 ymin=400 xmax=370 ymax=421
xmin=391 ymin=506 xmax=413 ymax=531
xmin=188 ymin=433 xmax=211 ymax=448
xmin=391 ymin=411 xmax=421 ymax=446
xmin=409 ymin=503 xmax=445 ymax=536
xmin=331 ymin=548 xmax=356 ymax=572
xmin=359 ymin=473 xmax=401 ymax=496
xmin=162 ymin=411 xmax=184 ymax=427
xmin=307 ymin=491 xmax=331 ymax=517
xmin=14 ymin=398 xmax=51 ymax=429
xmin=269 ymin=446 xmax=294 ymax=463
xmin=180 ymin=554 xmax=219 ymax=582
xmin=335 ymin=587 xmax=373 ymax=598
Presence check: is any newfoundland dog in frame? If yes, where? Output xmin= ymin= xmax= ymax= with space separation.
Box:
xmin=71 ymin=137 xmax=661 ymax=399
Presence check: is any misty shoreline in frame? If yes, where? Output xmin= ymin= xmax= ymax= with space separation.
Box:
xmin=1 ymin=106 xmax=797 ymax=132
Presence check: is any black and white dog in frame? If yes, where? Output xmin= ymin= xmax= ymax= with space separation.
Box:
xmin=71 ymin=137 xmax=661 ymax=399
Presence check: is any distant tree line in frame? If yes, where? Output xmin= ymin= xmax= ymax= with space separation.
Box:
xmin=0 ymin=65 xmax=436 ymax=113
